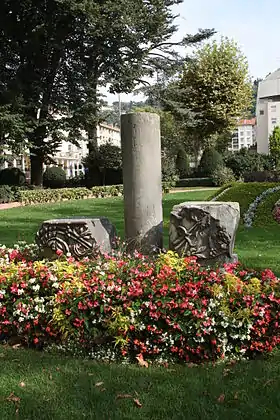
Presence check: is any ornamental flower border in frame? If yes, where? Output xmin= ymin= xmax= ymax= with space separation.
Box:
xmin=244 ymin=186 xmax=280 ymax=227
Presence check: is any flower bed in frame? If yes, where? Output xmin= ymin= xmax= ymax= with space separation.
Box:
xmin=0 ymin=244 xmax=279 ymax=364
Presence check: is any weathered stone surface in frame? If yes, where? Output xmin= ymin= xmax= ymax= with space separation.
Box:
xmin=169 ymin=201 xmax=240 ymax=265
xmin=121 ymin=112 xmax=163 ymax=253
xmin=36 ymin=217 xmax=116 ymax=258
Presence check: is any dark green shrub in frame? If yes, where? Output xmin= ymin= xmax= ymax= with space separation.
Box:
xmin=175 ymin=147 xmax=190 ymax=179
xmin=0 ymin=167 xmax=26 ymax=186
xmin=224 ymin=149 xmax=274 ymax=179
xmin=244 ymin=170 xmax=280 ymax=183
xmin=0 ymin=185 xmax=16 ymax=203
xmin=43 ymin=166 xmax=66 ymax=189
xmin=212 ymin=166 xmax=235 ymax=186
xmin=161 ymin=152 xmax=178 ymax=186
xmin=175 ymin=177 xmax=214 ymax=188
xmin=198 ymin=148 xmax=224 ymax=177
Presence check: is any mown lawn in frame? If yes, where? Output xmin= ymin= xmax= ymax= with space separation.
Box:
xmin=1 ymin=188 xmax=280 ymax=272
xmin=0 ymin=347 xmax=279 ymax=420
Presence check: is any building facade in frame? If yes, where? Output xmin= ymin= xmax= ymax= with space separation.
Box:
xmin=256 ymin=69 xmax=280 ymax=154
xmin=228 ymin=119 xmax=256 ymax=152
xmin=0 ymin=123 xmax=121 ymax=180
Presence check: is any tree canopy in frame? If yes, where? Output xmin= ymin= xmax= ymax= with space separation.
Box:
xmin=0 ymin=0 xmax=215 ymax=184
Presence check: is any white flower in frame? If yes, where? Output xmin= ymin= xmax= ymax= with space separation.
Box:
xmin=17 ymin=289 xmax=24 ymax=295
xmin=29 ymin=278 xmax=36 ymax=284
xmin=18 ymin=317 xmax=25 ymax=322
xmin=32 ymin=284 xmax=40 ymax=292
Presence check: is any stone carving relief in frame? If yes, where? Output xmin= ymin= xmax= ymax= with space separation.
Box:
xmin=36 ymin=217 xmax=116 ymax=259
xmin=36 ymin=222 xmax=96 ymax=258
xmin=169 ymin=207 xmax=231 ymax=260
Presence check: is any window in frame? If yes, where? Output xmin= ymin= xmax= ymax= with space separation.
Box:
xmin=260 ymin=110 xmax=264 ymax=115
xmin=239 ymin=131 xmax=244 ymax=136
xmin=68 ymin=144 xmax=72 ymax=152
xmin=271 ymin=105 xmax=277 ymax=112
xmin=271 ymin=118 xmax=277 ymax=124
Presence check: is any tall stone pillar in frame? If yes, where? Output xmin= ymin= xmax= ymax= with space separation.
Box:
xmin=121 ymin=112 xmax=163 ymax=253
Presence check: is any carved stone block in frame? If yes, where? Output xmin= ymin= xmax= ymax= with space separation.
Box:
xmin=36 ymin=217 xmax=116 ymax=259
xmin=169 ymin=201 xmax=240 ymax=265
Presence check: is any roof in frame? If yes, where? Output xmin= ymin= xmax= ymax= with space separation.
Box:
xmin=238 ymin=118 xmax=256 ymax=126
xmin=100 ymin=123 xmax=120 ymax=132
xmin=265 ymin=69 xmax=280 ymax=81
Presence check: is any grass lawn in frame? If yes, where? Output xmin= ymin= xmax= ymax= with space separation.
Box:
xmin=0 ymin=347 xmax=279 ymax=420
xmin=1 ymin=187 xmax=280 ymax=272
xmin=1 ymin=189 xmax=280 ymax=419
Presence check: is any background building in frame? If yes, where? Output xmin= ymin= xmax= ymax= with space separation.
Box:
xmin=228 ymin=118 xmax=256 ymax=151
xmin=0 ymin=123 xmax=121 ymax=180
xmin=256 ymin=69 xmax=280 ymax=154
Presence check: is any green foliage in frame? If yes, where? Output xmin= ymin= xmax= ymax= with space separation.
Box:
xmin=1 ymin=0 xmax=206 ymax=184
xmin=175 ymin=147 xmax=190 ymax=178
xmin=254 ymin=190 xmax=280 ymax=228
xmin=211 ymin=182 xmax=280 ymax=216
xmin=269 ymin=126 xmax=280 ymax=168
xmin=198 ymin=148 xmax=224 ymax=177
xmin=161 ymin=152 xmax=178 ymax=186
xmin=224 ymin=149 xmax=273 ymax=179
xmin=244 ymin=170 xmax=280 ymax=183
xmin=19 ymin=186 xmax=123 ymax=205
xmin=84 ymin=144 xmax=122 ymax=186
xmin=0 ymin=167 xmax=26 ymax=186
xmin=43 ymin=167 xmax=66 ymax=189
xmin=0 ymin=185 xmax=16 ymax=204
xmin=212 ymin=166 xmax=235 ymax=186
xmin=176 ymin=178 xmax=214 ymax=188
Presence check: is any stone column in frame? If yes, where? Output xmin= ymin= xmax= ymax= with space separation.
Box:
xmin=121 ymin=112 xmax=163 ymax=253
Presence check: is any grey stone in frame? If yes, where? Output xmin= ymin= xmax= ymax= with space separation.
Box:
xmin=36 ymin=217 xmax=116 ymax=259
xmin=169 ymin=201 xmax=240 ymax=265
xmin=121 ymin=112 xmax=163 ymax=254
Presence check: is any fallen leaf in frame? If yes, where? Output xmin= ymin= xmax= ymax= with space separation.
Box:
xmin=12 ymin=344 xmax=21 ymax=349
xmin=15 ymin=407 xmax=19 ymax=417
xmin=217 ymin=394 xmax=225 ymax=403
xmin=228 ymin=360 xmax=237 ymax=366
xmin=133 ymin=398 xmax=142 ymax=408
xmin=187 ymin=363 xmax=197 ymax=368
xmin=0 ymin=353 xmax=5 ymax=358
xmin=234 ymin=392 xmax=238 ymax=400
xmin=6 ymin=393 xmax=21 ymax=404
xmin=116 ymin=394 xmax=133 ymax=399
xmin=56 ymin=367 xmax=60 ymax=372
xmin=101 ymin=388 xmax=106 ymax=392
xmin=49 ymin=373 xmax=53 ymax=381
xmin=88 ymin=373 xmax=94 ymax=377
xmin=95 ymin=381 xmax=104 ymax=387
xmin=19 ymin=382 xmax=25 ymax=388
xmin=136 ymin=354 xmax=148 ymax=368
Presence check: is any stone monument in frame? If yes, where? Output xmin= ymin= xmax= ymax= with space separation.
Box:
xmin=36 ymin=217 xmax=116 ymax=259
xmin=121 ymin=112 xmax=163 ymax=253
xmin=169 ymin=201 xmax=240 ymax=265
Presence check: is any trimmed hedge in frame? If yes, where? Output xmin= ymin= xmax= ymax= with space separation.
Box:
xmin=0 ymin=185 xmax=16 ymax=203
xmin=0 ymin=246 xmax=279 ymax=363
xmin=210 ymin=182 xmax=280 ymax=216
xmin=176 ymin=177 xmax=214 ymax=188
xmin=244 ymin=171 xmax=280 ymax=183
xmin=18 ymin=185 xmax=123 ymax=205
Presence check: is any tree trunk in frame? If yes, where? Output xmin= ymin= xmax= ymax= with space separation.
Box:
xmin=30 ymin=152 xmax=44 ymax=186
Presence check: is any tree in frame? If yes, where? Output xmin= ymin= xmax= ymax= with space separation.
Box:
xmin=84 ymin=143 xmax=122 ymax=186
xmin=269 ymin=126 xmax=280 ymax=168
xmin=163 ymin=37 xmax=252 ymax=154
xmin=1 ymin=1 xmax=210 ymax=185
xmin=247 ymin=78 xmax=262 ymax=118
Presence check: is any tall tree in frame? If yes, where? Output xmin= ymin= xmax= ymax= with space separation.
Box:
xmin=269 ymin=126 xmax=280 ymax=168
xmin=0 ymin=0 xmax=214 ymax=185
xmin=161 ymin=37 xmax=253 ymax=156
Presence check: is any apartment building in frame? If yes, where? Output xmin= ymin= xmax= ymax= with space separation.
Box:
xmin=256 ymin=69 xmax=280 ymax=154
xmin=1 ymin=123 xmax=121 ymax=179
xmin=228 ymin=118 xmax=256 ymax=151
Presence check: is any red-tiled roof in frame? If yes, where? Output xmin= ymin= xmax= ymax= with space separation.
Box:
xmin=238 ymin=118 xmax=256 ymax=126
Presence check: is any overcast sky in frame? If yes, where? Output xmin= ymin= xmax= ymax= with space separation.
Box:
xmin=105 ymin=0 xmax=279 ymax=104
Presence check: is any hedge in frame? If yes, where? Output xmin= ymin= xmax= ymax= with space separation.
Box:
xmin=0 ymin=245 xmax=279 ymax=363
xmin=176 ymin=177 xmax=214 ymax=188
xmin=209 ymin=182 xmax=280 ymax=217
xmin=0 ymin=183 xmax=171 ymax=206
